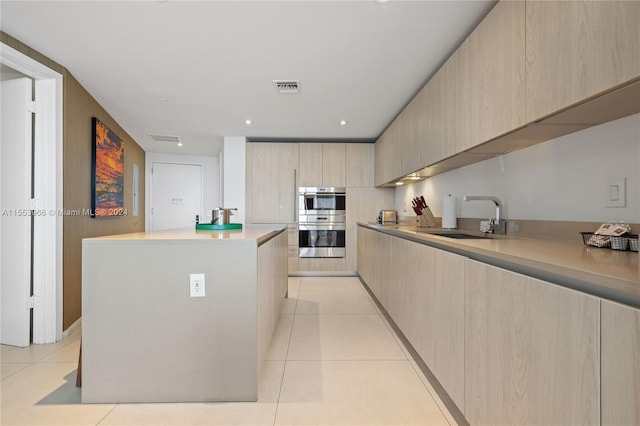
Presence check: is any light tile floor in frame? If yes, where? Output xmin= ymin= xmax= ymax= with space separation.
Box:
xmin=1 ymin=276 xmax=456 ymax=425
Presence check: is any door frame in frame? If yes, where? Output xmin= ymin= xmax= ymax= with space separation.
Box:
xmin=1 ymin=42 xmax=64 ymax=343
xmin=147 ymin=160 xmax=204 ymax=232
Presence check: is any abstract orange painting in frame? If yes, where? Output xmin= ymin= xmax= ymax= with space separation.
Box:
xmin=91 ymin=118 xmax=125 ymax=217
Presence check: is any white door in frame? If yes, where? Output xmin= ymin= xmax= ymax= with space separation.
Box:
xmin=151 ymin=162 xmax=202 ymax=231
xmin=1 ymin=77 xmax=33 ymax=347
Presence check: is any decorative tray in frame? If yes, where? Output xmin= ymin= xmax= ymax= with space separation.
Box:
xmin=196 ymin=223 xmax=243 ymax=230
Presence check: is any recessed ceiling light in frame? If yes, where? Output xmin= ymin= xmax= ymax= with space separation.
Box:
xmin=340 ymin=120 xmax=348 ymax=126
xmin=395 ymin=182 xmax=404 ymax=186
xmin=177 ymin=142 xmax=183 ymax=147
xmin=245 ymin=119 xmax=252 ymax=125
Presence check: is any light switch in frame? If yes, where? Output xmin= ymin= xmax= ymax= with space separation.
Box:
xmin=606 ymin=178 xmax=626 ymax=208
xmin=190 ymin=273 xmax=205 ymax=297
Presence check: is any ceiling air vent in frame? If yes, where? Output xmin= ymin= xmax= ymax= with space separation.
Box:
xmin=150 ymin=134 xmax=181 ymax=143
xmin=273 ymin=80 xmax=300 ymax=94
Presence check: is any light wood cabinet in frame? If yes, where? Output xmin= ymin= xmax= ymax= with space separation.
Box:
xmin=468 ymin=0 xmax=526 ymax=146
xmin=346 ymin=188 xmax=394 ymax=272
xmin=357 ymin=226 xmax=391 ymax=307
xmin=345 ymin=143 xmax=373 ymax=187
xmin=601 ymin=299 xmax=640 ymax=425
xmin=322 ymin=143 xmax=346 ymax=188
xmin=298 ymin=143 xmax=345 ymax=187
xmin=388 ymin=237 xmax=465 ymax=410
xmin=399 ymin=95 xmax=425 ymax=175
xmin=297 ymin=143 xmax=322 ymax=186
xmin=526 ymin=1 xmax=640 ymax=122
xmin=374 ymin=127 xmax=401 ymax=187
xmin=247 ymin=142 xmax=298 ymax=224
xmin=465 ymin=259 xmax=599 ymax=425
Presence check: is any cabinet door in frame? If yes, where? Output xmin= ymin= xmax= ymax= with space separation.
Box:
xmin=322 ymin=143 xmax=346 ymax=188
xmin=362 ymin=229 xmax=391 ymax=308
xmin=601 ymin=300 xmax=640 ymax=425
xmin=298 ymin=143 xmax=323 ymax=187
xmin=389 ymin=239 xmax=465 ymax=410
xmin=465 ymin=260 xmax=599 ymax=425
xmin=422 ymin=64 xmax=446 ymax=165
xmin=249 ymin=143 xmax=298 ymax=224
xmin=400 ymin=96 xmax=424 ymax=175
xmin=526 ymin=1 xmax=640 ymax=122
xmin=345 ymin=143 xmax=373 ymax=187
xmin=374 ymin=126 xmax=401 ymax=187
xmin=468 ymin=0 xmax=525 ymax=146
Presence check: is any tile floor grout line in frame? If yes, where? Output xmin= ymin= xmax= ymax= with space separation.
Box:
xmin=94 ymin=403 xmax=119 ymax=426
xmin=407 ymin=360 xmax=456 ymax=426
xmin=272 ymin=281 xmax=300 ymax=426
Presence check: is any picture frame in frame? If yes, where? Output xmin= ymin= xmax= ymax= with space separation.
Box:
xmin=91 ymin=117 xmax=125 ymax=218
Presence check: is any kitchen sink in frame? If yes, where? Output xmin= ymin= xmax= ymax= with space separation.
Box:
xmin=416 ymin=230 xmax=493 ymax=239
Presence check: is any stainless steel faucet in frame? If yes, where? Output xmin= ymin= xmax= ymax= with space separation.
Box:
xmin=463 ymin=196 xmax=506 ymax=234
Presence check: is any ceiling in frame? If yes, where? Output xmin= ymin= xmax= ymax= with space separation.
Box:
xmin=1 ymin=0 xmax=495 ymax=156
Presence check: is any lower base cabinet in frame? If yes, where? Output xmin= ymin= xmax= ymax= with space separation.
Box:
xmin=357 ymin=227 xmax=464 ymax=409
xmin=601 ymin=299 xmax=640 ymax=425
xmin=357 ymin=226 xmax=622 ymax=424
xmin=388 ymin=237 xmax=465 ymax=409
xmin=464 ymin=259 xmax=599 ymax=425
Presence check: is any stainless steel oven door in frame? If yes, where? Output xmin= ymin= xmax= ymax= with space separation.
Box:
xmin=298 ymin=224 xmax=346 ymax=258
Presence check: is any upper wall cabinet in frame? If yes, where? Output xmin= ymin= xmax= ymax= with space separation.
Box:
xmin=345 ymin=143 xmax=374 ymax=187
xmin=299 ymin=143 xmax=346 ymax=187
xmin=399 ymin=94 xmax=425 ymax=176
xmin=374 ymin=126 xmax=401 ymax=187
xmin=526 ymin=1 xmax=640 ymax=122
xmin=247 ymin=143 xmax=298 ymax=224
xmin=468 ymin=0 xmax=526 ymax=146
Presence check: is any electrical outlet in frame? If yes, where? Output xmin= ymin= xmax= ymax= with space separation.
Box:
xmin=190 ymin=273 xmax=205 ymax=297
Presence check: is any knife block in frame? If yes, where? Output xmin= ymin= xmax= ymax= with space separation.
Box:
xmin=416 ymin=207 xmax=437 ymax=228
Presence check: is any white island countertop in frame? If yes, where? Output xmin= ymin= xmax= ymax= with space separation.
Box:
xmin=83 ymin=224 xmax=286 ymax=245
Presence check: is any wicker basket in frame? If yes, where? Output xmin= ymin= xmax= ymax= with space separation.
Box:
xmin=581 ymin=232 xmax=638 ymax=252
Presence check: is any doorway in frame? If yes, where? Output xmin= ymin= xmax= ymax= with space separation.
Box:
xmin=0 ymin=43 xmax=63 ymax=345
xmin=150 ymin=162 xmax=203 ymax=231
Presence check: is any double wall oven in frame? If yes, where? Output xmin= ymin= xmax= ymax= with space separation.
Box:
xmin=298 ymin=187 xmax=346 ymax=258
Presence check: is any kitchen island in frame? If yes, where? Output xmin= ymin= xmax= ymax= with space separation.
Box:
xmin=81 ymin=225 xmax=287 ymax=403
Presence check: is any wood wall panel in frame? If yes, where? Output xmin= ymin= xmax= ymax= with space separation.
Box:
xmin=2 ymin=32 xmax=146 ymax=329
xmin=64 ymin=74 xmax=145 ymax=329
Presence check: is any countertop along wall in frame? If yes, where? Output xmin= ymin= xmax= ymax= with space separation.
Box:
xmin=396 ymin=113 xmax=640 ymax=226
xmin=1 ymin=32 xmax=146 ymax=330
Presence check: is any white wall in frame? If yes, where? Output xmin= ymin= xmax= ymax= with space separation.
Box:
xmin=221 ymin=137 xmax=246 ymax=224
xmin=145 ymin=153 xmax=220 ymax=230
xmin=396 ymin=113 xmax=640 ymax=223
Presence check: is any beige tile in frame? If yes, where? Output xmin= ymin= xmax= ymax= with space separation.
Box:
xmin=39 ymin=339 xmax=82 ymax=363
xmin=379 ymin=312 xmax=415 ymax=360
xmin=1 ymin=339 xmax=76 ymax=364
xmin=409 ymin=360 xmax=458 ymax=426
xmin=99 ymin=361 xmax=285 ymax=425
xmin=281 ymin=277 xmax=301 ymax=315
xmin=287 ymin=314 xmax=406 ymax=360
xmin=0 ymin=362 xmax=114 ymax=425
xmin=288 ymin=277 xmax=302 ymax=298
xmin=299 ymin=276 xmax=365 ymax=293
xmin=265 ymin=315 xmax=294 ymax=361
xmin=1 ymin=362 xmax=30 ymax=380
xmin=296 ymin=283 xmax=378 ymax=315
xmin=275 ymin=360 xmax=450 ymax=426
